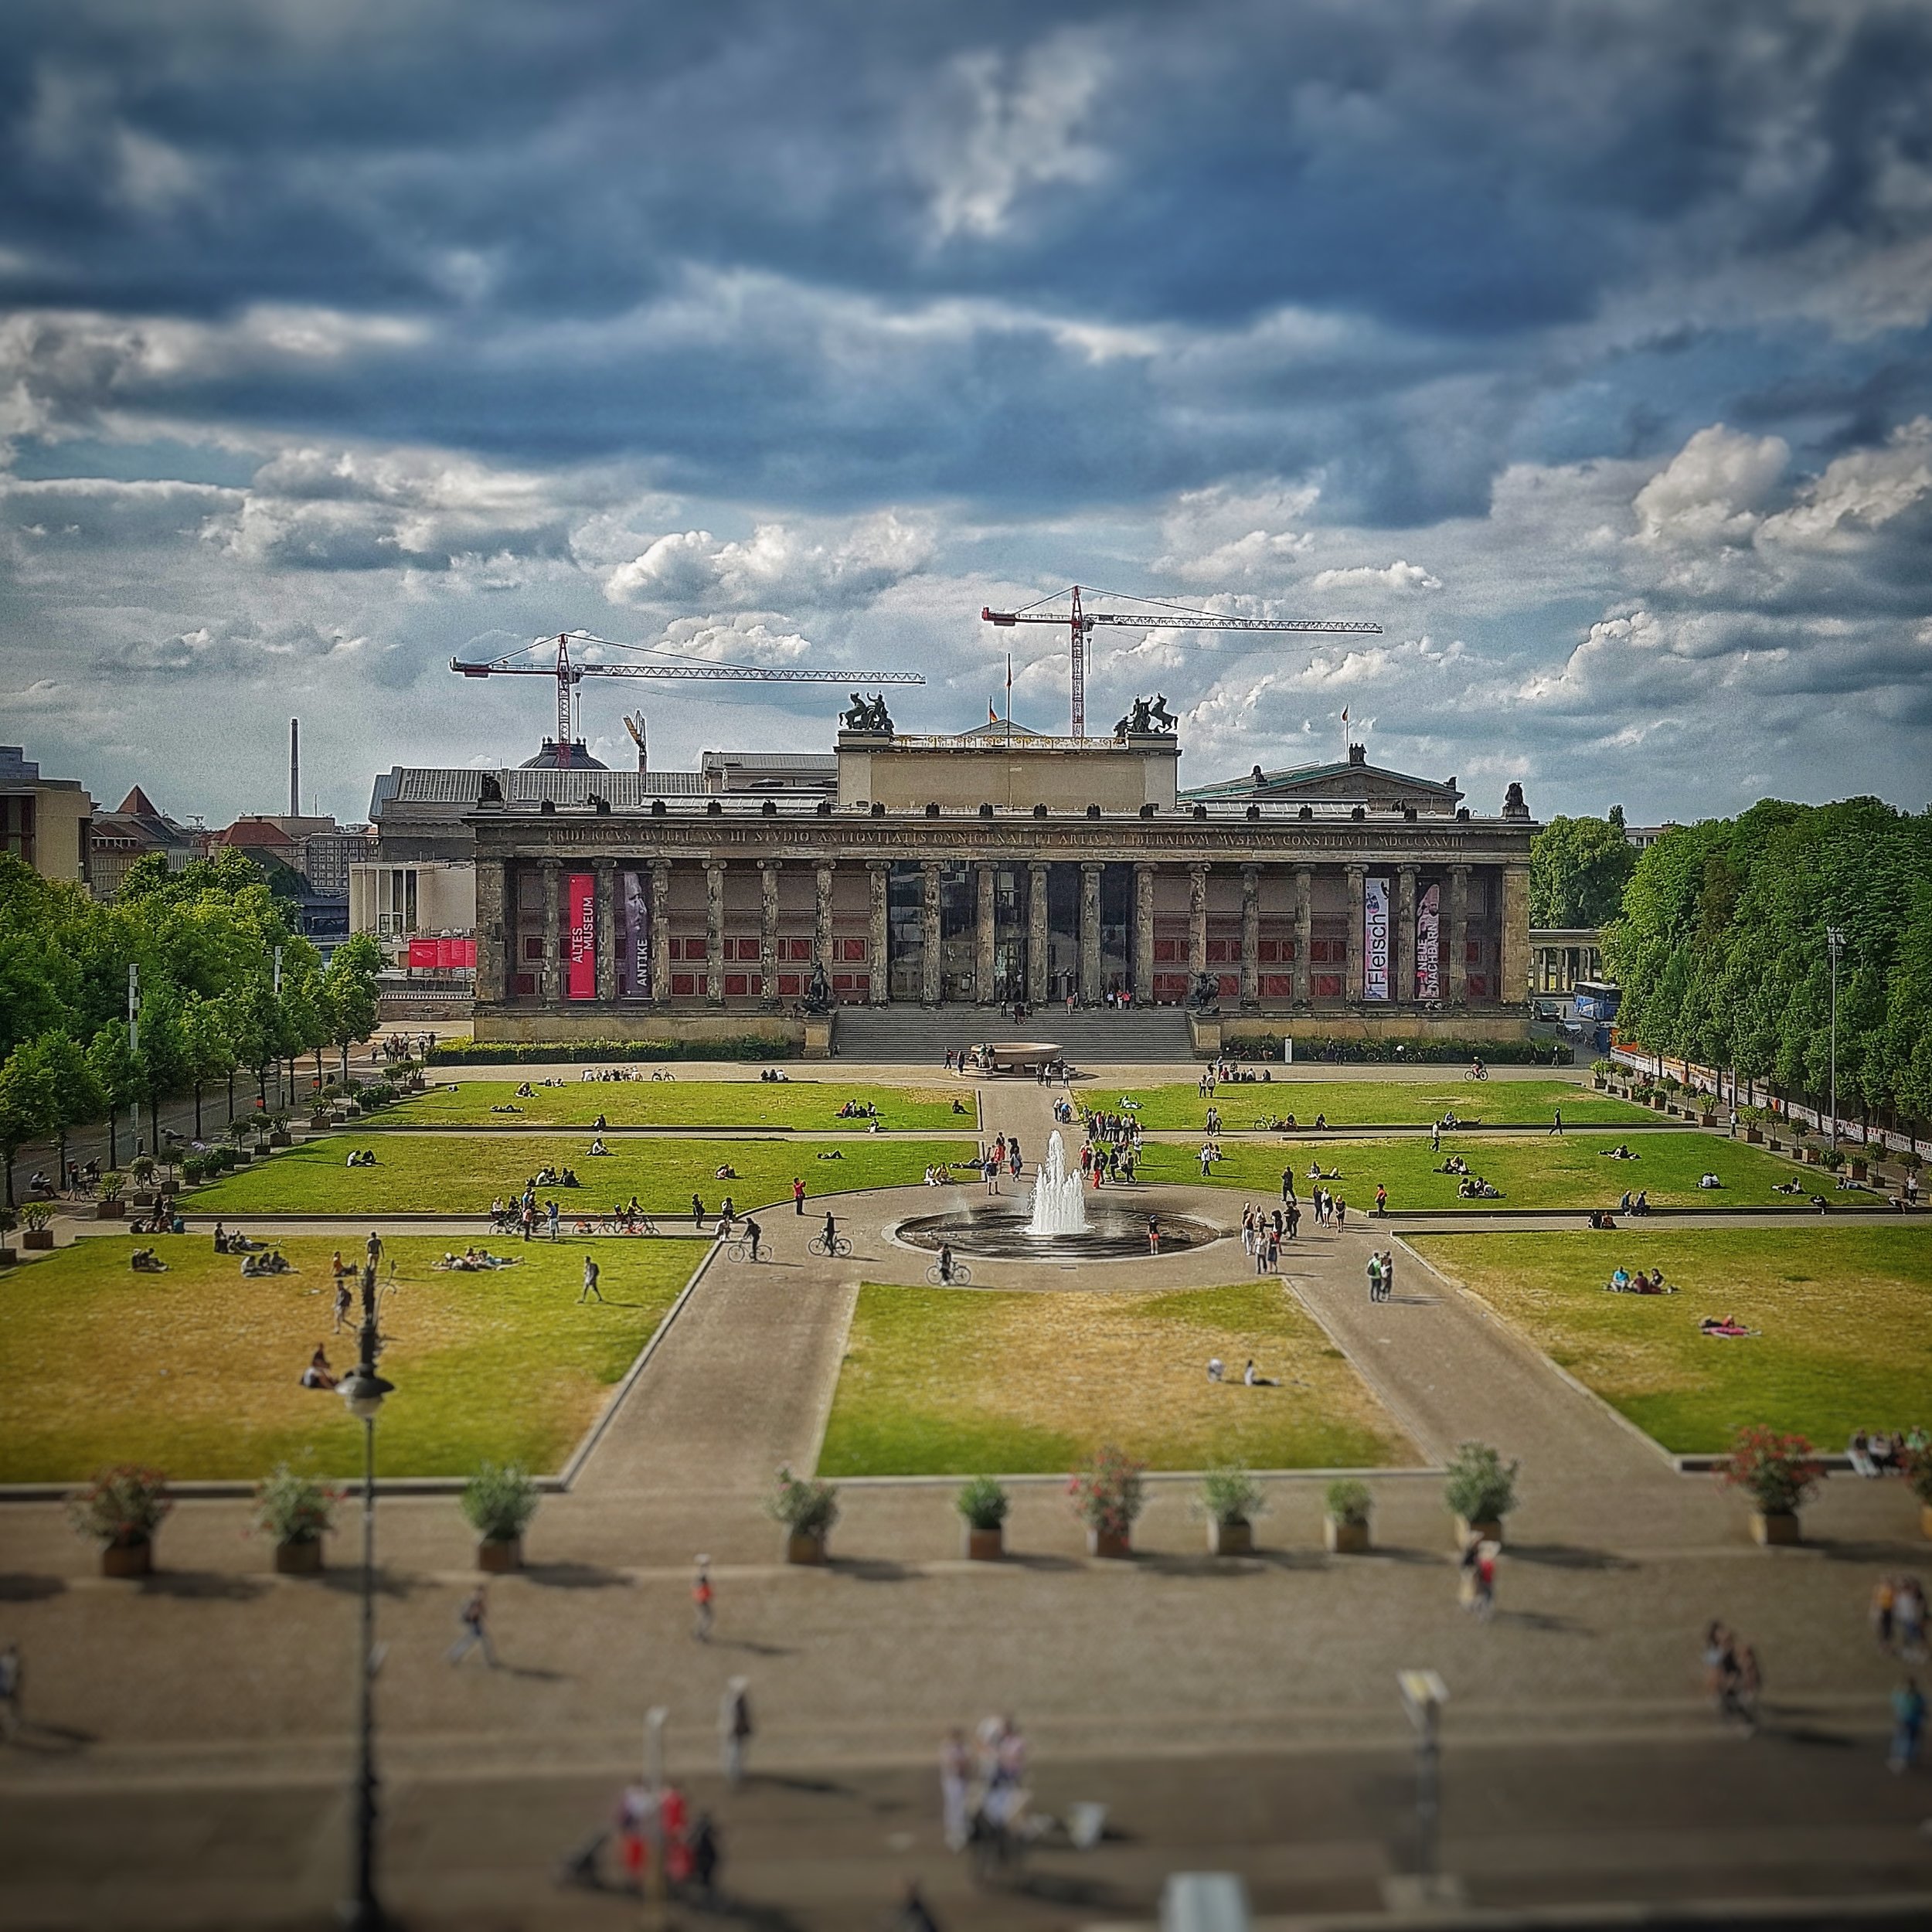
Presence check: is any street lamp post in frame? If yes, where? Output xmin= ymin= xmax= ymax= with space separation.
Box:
xmin=338 ymin=1263 xmax=394 ymax=1931
xmin=1398 ymin=1671 xmax=1449 ymax=1896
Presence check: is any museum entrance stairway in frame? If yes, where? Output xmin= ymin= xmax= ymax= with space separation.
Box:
xmin=830 ymin=1002 xmax=1196 ymax=1063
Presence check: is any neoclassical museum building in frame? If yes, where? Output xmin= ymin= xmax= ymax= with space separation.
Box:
xmin=400 ymin=706 xmax=1539 ymax=1051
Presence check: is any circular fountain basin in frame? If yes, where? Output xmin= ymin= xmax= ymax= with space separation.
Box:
xmin=895 ymin=1201 xmax=1220 ymax=1262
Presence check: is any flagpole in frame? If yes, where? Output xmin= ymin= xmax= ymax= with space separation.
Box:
xmin=1006 ymin=654 xmax=1012 ymax=730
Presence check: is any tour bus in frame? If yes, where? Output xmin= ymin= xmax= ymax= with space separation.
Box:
xmin=1569 ymin=979 xmax=1621 ymax=1052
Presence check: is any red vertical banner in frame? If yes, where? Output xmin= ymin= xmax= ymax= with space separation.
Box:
xmin=566 ymin=872 xmax=595 ymax=999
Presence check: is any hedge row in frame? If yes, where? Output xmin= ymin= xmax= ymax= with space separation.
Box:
xmin=1220 ymin=1034 xmax=1573 ymax=1066
xmin=430 ymin=1036 xmax=798 ymax=1066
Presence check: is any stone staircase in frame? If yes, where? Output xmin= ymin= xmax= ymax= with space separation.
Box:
xmin=829 ymin=1002 xmax=1197 ymax=1065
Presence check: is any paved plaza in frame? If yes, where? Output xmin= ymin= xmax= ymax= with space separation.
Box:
xmin=2 ymin=1059 xmax=1929 ymax=1928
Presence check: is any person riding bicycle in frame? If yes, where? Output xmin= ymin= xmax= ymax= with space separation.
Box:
xmin=937 ymin=1243 xmax=955 ymax=1284
xmin=1468 ymin=1056 xmax=1486 ymax=1080
xmin=821 ymin=1210 xmax=837 ymax=1252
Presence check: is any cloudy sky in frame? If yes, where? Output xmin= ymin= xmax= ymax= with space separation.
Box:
xmin=4 ymin=0 xmax=1930 ymax=828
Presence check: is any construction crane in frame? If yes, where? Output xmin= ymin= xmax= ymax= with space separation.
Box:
xmin=451 ymin=631 xmax=924 ymax=768
xmin=981 ymin=587 xmax=1383 ymax=737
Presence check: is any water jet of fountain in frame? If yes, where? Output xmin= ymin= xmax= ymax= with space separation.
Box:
xmin=1026 ymin=1129 xmax=1091 ymax=1237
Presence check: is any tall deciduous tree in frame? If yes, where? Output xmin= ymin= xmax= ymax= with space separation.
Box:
xmin=1529 ymin=816 xmax=1637 ymax=929
xmin=86 ymin=1022 xmax=138 ymax=1172
xmin=322 ymin=934 xmax=384 ymax=1085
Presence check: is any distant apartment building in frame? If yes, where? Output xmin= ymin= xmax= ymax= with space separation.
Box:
xmin=1624 ymin=823 xmax=1679 ymax=851
xmin=89 ymin=786 xmax=194 ymax=900
xmin=0 ymin=746 xmax=94 ymax=885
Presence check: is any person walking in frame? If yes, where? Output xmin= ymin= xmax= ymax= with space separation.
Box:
xmin=547 ymin=1198 xmax=560 ymax=1241
xmin=822 ymin=1209 xmax=838 ymax=1253
xmin=720 ymin=1678 xmax=753 ymax=1787
xmin=1430 ymin=1122 xmax=1440 ymax=1154
xmin=692 ymin=1556 xmax=714 ymax=1642
xmin=1333 ymin=1196 xmax=1348 ymax=1231
xmin=1890 ymin=1676 xmax=1926 ymax=1773
xmin=1285 ymin=1199 xmax=1300 ymax=1240
xmin=689 ymin=1811 xmax=720 ymax=1899
xmin=940 ymin=1727 xmax=972 ymax=1852
xmin=1550 ymin=1107 xmax=1563 ymax=1136
xmin=792 ymin=1176 xmax=806 ymax=1216
xmin=332 ymin=1277 xmax=353 ymax=1333
xmin=1281 ymin=1167 xmax=1295 ymax=1205
xmin=447 ymin=1585 xmax=498 ymax=1667
xmin=1375 ymin=1182 xmax=1388 ymax=1216
xmin=1380 ymin=1248 xmax=1396 ymax=1298
xmin=579 ymin=1254 xmax=603 ymax=1303
xmin=365 ymin=1230 xmax=383 ymax=1271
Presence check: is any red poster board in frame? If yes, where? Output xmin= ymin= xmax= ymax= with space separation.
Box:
xmin=566 ymin=872 xmax=595 ymax=998
xmin=406 ymin=937 xmax=476 ymax=969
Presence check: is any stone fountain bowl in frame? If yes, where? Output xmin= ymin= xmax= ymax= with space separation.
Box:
xmin=894 ymin=1201 xmax=1220 ymax=1263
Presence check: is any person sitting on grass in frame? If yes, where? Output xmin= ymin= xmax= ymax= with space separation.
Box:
xmin=301 ymin=1346 xmax=338 ymax=1389
xmin=130 ymin=1247 xmax=167 ymax=1272
xmin=1600 ymin=1143 xmax=1638 ymax=1160
xmin=1630 ymin=1190 xmax=1651 ymax=1216
xmin=587 ymin=1138 xmax=611 ymax=1157
xmin=1609 ymin=1266 xmax=1633 ymax=1291
xmin=593 ymin=1114 xmax=607 ymax=1130
xmin=1437 ymin=1154 xmax=1468 ymax=1176
xmin=715 ymin=1163 xmax=739 ymax=1180
xmin=1206 ymin=1358 xmax=1226 ymax=1383
xmin=560 ymin=1168 xmax=580 ymax=1189
xmin=1587 ymin=1209 xmax=1617 ymax=1230
xmin=1773 ymin=1179 xmax=1803 ymax=1195
xmin=1243 ymin=1359 xmax=1278 ymax=1386
xmin=1698 ymin=1172 xmax=1723 ymax=1189
xmin=515 ymin=1082 xmax=536 ymax=1098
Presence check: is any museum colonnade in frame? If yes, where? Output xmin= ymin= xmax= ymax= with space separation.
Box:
xmin=475 ymin=854 xmax=1529 ymax=1012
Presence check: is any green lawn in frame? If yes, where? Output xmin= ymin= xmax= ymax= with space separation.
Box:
xmin=1139 ymin=1129 xmax=1808 ymax=1213
xmin=189 ymin=1133 xmax=981 ymax=1216
xmin=1101 ymin=1078 xmax=1646 ymax=1131
xmin=816 ymin=1280 xmax=1417 ymax=1476
xmin=1410 ymin=1226 xmax=1932 ymax=1453
xmin=0 ymin=1236 xmax=695 ymax=1481
xmin=376 ymin=1077 xmax=971 ymax=1132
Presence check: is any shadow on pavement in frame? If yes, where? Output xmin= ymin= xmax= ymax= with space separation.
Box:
xmin=526 ymin=1561 xmax=634 ymax=1590
xmin=827 ymin=1557 xmax=917 ymax=1583
xmin=0 ymin=1575 xmax=67 ymax=1602
xmin=319 ymin=1568 xmax=417 ymax=1600
xmin=1505 ymin=1543 xmax=1638 ymax=1570
xmin=137 ymin=1571 xmax=269 ymax=1602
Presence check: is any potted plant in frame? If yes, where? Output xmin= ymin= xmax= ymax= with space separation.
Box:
xmin=1444 ymin=1440 xmax=1519 ymax=1545
xmin=129 ymin=1155 xmax=157 ymax=1206
xmin=1903 ymin=1443 xmax=1932 ymax=1542
xmin=769 ymin=1464 xmax=839 ymax=1564
xmin=267 ymin=1112 xmax=294 ymax=1148
xmin=95 ymin=1171 xmax=126 ymax=1219
xmin=956 ymin=1475 xmax=1010 ymax=1560
xmin=1719 ymin=1426 xmax=1822 ymax=1545
xmin=1324 ymin=1478 xmax=1375 ymax=1553
xmin=461 ymin=1461 xmax=539 ymax=1571
xmin=1070 ymin=1444 xmax=1146 ymax=1559
xmin=226 ymin=1121 xmax=253 ymax=1164
xmin=254 ymin=1463 xmax=338 ymax=1576
xmin=69 ymin=1464 xmax=171 ymax=1577
xmin=1196 ymin=1465 xmax=1265 ymax=1556
xmin=1590 ymin=1059 xmax=1612 ymax=1091
xmin=20 ymin=1202 xmax=55 ymax=1250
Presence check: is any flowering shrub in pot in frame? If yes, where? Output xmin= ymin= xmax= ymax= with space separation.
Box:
xmin=769 ymin=1464 xmax=839 ymax=1563
xmin=70 ymin=1465 xmax=171 ymax=1577
xmin=461 ymin=1462 xmax=539 ymax=1571
xmin=1719 ymin=1426 xmax=1823 ymax=1545
xmin=1070 ymin=1444 xmax=1146 ymax=1558
xmin=1325 ymin=1478 xmax=1374 ymax=1553
xmin=1444 ymin=1441 xmax=1519 ymax=1545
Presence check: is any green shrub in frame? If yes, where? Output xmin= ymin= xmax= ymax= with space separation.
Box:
xmin=97 ymin=1171 xmax=124 ymax=1200
xmin=955 ymin=1475 xmax=1010 ymax=1531
xmin=253 ymin=1464 xmax=339 ymax=1545
xmin=460 ymin=1461 xmax=540 ymax=1543
xmin=1444 ymin=1441 xmax=1519 ymax=1523
xmin=432 ymin=1036 xmax=800 ymax=1066
xmin=1325 ymin=1478 xmax=1373 ymax=1527
xmin=767 ymin=1464 xmax=839 ymax=1537
xmin=1221 ymin=1034 xmax=1571 ymax=1066
xmin=69 ymin=1464 xmax=171 ymax=1547
xmin=1719 ymin=1427 xmax=1822 ymax=1515
xmin=1068 ymin=1444 xmax=1147 ymax=1539
xmin=1197 ymin=1464 xmax=1267 ymax=1527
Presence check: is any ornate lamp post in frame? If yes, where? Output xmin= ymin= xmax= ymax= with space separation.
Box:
xmin=338 ymin=1264 xmax=394 ymax=1930
xmin=1825 ymin=926 xmax=1844 ymax=1151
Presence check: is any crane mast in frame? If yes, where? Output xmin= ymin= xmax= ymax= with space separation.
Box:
xmin=981 ymin=587 xmax=1383 ymax=738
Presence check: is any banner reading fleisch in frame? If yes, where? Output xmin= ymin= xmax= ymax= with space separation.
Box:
xmin=566 ymin=872 xmax=595 ymax=999
xmin=1363 ymin=875 xmax=1390 ymax=1001
xmin=618 ymin=869 xmax=648 ymax=997
xmin=1415 ymin=881 xmax=1441 ymax=999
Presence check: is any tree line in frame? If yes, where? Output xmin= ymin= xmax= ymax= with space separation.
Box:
xmin=0 ymin=849 xmax=385 ymax=1202
xmin=1597 ymin=798 xmax=1932 ymax=1131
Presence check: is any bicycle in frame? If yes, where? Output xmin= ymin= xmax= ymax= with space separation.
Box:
xmin=1463 ymin=1066 xmax=1489 ymax=1082
xmin=721 ymin=1236 xmax=764 ymax=1263
xmin=807 ymin=1233 xmax=853 ymax=1258
xmin=924 ymin=1259 xmax=972 ymax=1285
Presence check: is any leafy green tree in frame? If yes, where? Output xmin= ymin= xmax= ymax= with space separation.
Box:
xmin=322 ymin=934 xmax=384 ymax=1085
xmin=0 ymin=1032 xmax=66 ymax=1207
xmin=179 ymin=994 xmax=234 ymax=1141
xmin=1529 ymin=815 xmax=1636 ymax=929
xmin=132 ymin=982 xmax=190 ymax=1157
xmin=87 ymin=1022 xmax=139 ymax=1171
xmin=39 ymin=1030 xmax=105 ymax=1188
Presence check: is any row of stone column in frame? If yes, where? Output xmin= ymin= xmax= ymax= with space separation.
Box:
xmin=485 ymin=856 xmax=1528 ymax=1009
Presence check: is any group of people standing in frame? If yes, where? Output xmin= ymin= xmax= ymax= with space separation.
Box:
xmin=1240 ymin=1202 xmax=1297 ymax=1270
xmin=940 ymin=1715 xmax=1031 ymax=1870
